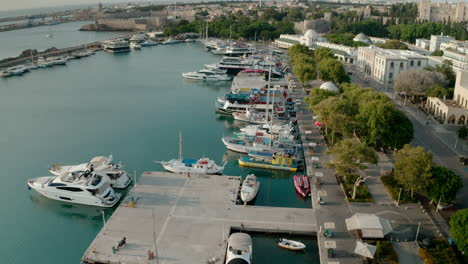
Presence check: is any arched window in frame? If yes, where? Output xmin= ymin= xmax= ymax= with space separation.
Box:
xmin=410 ymin=60 xmax=414 ymax=66
xmin=390 ymin=62 xmax=394 ymax=68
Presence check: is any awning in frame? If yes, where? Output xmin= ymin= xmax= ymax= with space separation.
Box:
xmin=346 ymin=213 xmax=393 ymax=238
xmin=354 ymin=241 xmax=377 ymax=259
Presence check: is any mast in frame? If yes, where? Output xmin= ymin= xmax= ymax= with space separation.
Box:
xmin=178 ymin=132 xmax=183 ymax=160
xmin=266 ymin=46 xmax=272 ymax=123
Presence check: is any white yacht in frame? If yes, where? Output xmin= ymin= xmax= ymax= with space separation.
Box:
xmin=49 ymin=156 xmax=131 ymax=189
xmin=141 ymin=40 xmax=158 ymax=47
xmin=225 ymin=233 xmax=252 ymax=264
xmin=182 ymin=69 xmax=231 ymax=81
xmin=37 ymin=57 xmax=54 ymax=67
xmin=49 ymin=57 xmax=67 ymax=65
xmin=27 ymin=172 xmax=121 ymax=207
xmin=240 ymin=174 xmax=260 ymax=204
xmin=130 ymin=42 xmax=142 ymax=49
xmin=102 ymin=39 xmax=130 ymax=53
xmin=162 ymin=38 xmax=183 ymax=45
xmin=129 ymin=33 xmax=146 ymax=44
xmin=0 ymin=69 xmax=12 ymax=77
xmin=8 ymin=65 xmax=30 ymax=75
xmin=157 ymin=158 xmax=224 ymax=175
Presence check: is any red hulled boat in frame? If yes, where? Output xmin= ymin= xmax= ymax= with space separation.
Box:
xmin=294 ymin=175 xmax=310 ymax=198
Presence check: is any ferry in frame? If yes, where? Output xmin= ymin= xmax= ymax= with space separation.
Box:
xmin=238 ymin=155 xmax=298 ymax=172
xmin=102 ymin=39 xmax=130 ymax=53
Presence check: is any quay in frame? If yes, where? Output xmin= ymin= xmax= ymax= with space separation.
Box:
xmin=82 ymin=172 xmax=316 ymax=264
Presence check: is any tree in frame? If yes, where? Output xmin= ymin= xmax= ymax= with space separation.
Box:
xmin=317 ymin=58 xmax=350 ymax=83
xmin=377 ymin=40 xmax=408 ymax=50
xmin=304 ymin=88 xmax=338 ymax=108
xmin=326 ymin=138 xmax=379 ymax=179
xmin=394 ymin=69 xmax=448 ymax=99
xmin=426 ymin=166 xmax=463 ymax=204
xmin=449 ymin=209 xmax=468 ymax=254
xmin=384 ymin=109 xmax=414 ymax=149
xmin=394 ymin=144 xmax=432 ymax=197
xmin=313 ymin=96 xmax=355 ymax=143
xmin=434 ymin=60 xmax=456 ymax=87
xmin=431 ymin=50 xmax=444 ymax=56
xmin=426 ymin=84 xmax=449 ymax=98
xmin=288 ymin=44 xmax=312 ymax=57
xmin=314 ymin=47 xmax=335 ymax=63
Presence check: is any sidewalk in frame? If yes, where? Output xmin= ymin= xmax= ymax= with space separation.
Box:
xmin=393 ymin=242 xmax=423 ymax=264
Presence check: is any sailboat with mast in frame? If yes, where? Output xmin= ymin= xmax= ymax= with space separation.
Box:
xmin=155 ymin=132 xmax=225 ymax=175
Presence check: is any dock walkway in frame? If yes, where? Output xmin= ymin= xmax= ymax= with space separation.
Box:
xmin=82 ymin=172 xmax=316 ymax=264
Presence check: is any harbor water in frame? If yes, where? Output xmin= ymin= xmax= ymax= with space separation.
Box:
xmin=0 ymin=34 xmax=317 ymax=263
xmin=0 ymin=21 xmax=123 ymax=59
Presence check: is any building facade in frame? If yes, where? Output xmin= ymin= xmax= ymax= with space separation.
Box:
xmin=418 ymin=0 xmax=468 ymax=22
xmin=357 ymin=46 xmax=429 ymax=85
xmin=426 ymin=70 xmax=468 ymax=125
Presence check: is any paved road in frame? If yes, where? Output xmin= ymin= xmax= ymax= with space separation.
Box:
xmin=346 ymin=65 xmax=468 ymax=209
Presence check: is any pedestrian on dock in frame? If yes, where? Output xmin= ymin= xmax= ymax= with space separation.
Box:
xmin=117 ymin=237 xmax=126 ymax=251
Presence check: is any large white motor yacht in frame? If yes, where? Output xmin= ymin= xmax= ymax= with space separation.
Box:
xmin=27 ymin=172 xmax=121 ymax=207
xmin=49 ymin=156 xmax=131 ymax=189
xmin=182 ymin=69 xmax=231 ymax=81
xmin=225 ymin=233 xmax=252 ymax=264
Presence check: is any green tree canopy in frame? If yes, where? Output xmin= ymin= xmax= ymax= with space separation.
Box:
xmin=326 ymin=138 xmax=379 ymax=178
xmin=304 ymin=88 xmax=338 ymax=108
xmin=394 ymin=144 xmax=432 ymax=196
xmin=314 ymin=47 xmax=335 ymax=63
xmin=377 ymin=40 xmax=408 ymax=50
xmin=317 ymin=58 xmax=350 ymax=83
xmin=449 ymin=209 xmax=468 ymax=254
xmin=426 ymin=84 xmax=449 ymax=98
xmin=426 ymin=166 xmax=463 ymax=204
xmin=394 ymin=70 xmax=448 ymax=97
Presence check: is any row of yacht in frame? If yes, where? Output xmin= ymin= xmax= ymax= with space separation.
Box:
xmin=102 ymin=33 xmax=196 ymax=53
xmin=0 ymin=50 xmax=96 ymax=78
xmin=202 ymin=39 xmax=257 ymax=57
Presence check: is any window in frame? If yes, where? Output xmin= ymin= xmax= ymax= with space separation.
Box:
xmin=389 ymin=73 xmax=393 ymax=79
xmin=390 ymin=62 xmax=394 ymax=68
xmin=56 ymin=187 xmax=83 ymax=192
xmin=400 ymin=62 xmax=404 ymax=69
xmin=417 ymin=61 xmax=421 ymax=66
xmin=410 ymin=60 xmax=414 ymax=66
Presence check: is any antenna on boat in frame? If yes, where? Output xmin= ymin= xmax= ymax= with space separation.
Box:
xmin=179 ymin=131 xmax=183 ymax=160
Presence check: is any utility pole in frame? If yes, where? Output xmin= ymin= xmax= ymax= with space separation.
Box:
xmin=397 ymin=188 xmax=402 ymax=206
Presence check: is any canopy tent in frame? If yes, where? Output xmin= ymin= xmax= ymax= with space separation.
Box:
xmin=346 ymin=213 xmax=393 ymax=238
xmin=354 ymin=241 xmax=377 ymax=259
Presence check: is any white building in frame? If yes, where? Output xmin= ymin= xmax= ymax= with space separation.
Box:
xmin=357 ymin=46 xmax=429 ymax=85
xmin=438 ymin=40 xmax=468 ymax=71
xmin=429 ymin=34 xmax=454 ymax=52
xmin=426 ymin=70 xmax=468 ymax=125
xmin=274 ymin=30 xmax=324 ymax=49
xmin=416 ymin=38 xmax=431 ymax=50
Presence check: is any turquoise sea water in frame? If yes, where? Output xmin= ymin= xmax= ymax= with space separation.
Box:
xmin=0 ymin=38 xmax=317 ymax=263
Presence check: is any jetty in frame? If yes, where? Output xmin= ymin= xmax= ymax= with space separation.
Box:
xmin=82 ymin=172 xmax=316 ymax=264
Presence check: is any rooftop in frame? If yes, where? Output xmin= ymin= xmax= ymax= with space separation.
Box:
xmin=361 ymin=46 xmax=427 ymax=60
xmin=276 ymin=38 xmax=300 ymax=45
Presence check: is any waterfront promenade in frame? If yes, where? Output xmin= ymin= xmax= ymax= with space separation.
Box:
xmin=82 ymin=172 xmax=317 ymax=264
xmin=287 ymin=74 xmax=360 ymax=264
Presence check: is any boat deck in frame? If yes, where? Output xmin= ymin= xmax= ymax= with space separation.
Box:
xmin=82 ymin=171 xmax=316 ymax=264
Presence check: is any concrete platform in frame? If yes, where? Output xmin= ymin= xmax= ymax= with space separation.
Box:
xmin=82 ymin=172 xmax=316 ymax=264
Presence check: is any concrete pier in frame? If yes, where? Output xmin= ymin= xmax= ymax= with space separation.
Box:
xmin=82 ymin=172 xmax=316 ymax=264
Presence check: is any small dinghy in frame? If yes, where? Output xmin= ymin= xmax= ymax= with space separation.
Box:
xmin=294 ymin=175 xmax=310 ymax=198
xmin=277 ymin=238 xmax=306 ymax=251
xmin=240 ymin=174 xmax=260 ymax=204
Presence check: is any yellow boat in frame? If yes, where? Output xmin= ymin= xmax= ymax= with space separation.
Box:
xmin=238 ymin=155 xmax=298 ymax=172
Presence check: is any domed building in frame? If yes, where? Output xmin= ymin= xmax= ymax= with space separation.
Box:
xmin=319 ymin=82 xmax=338 ymax=92
xmin=304 ymin=29 xmax=319 ymax=46
xmin=353 ymin=33 xmax=372 ymax=44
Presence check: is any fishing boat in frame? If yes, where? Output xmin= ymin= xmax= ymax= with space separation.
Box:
xmin=162 ymin=38 xmax=183 ymax=45
xmin=277 ymin=238 xmax=306 ymax=251
xmin=27 ymin=172 xmax=121 ymax=207
xmin=232 ymin=108 xmax=269 ymax=124
xmin=49 ymin=155 xmax=131 ymax=189
xmin=157 ymin=158 xmax=224 ymax=175
xmin=156 ymin=133 xmax=225 ymax=175
xmin=293 ymin=175 xmax=310 ymax=198
xmin=225 ymin=233 xmax=252 ymax=264
xmin=238 ymin=155 xmax=298 ymax=172
xmin=240 ymin=174 xmax=260 ymax=204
